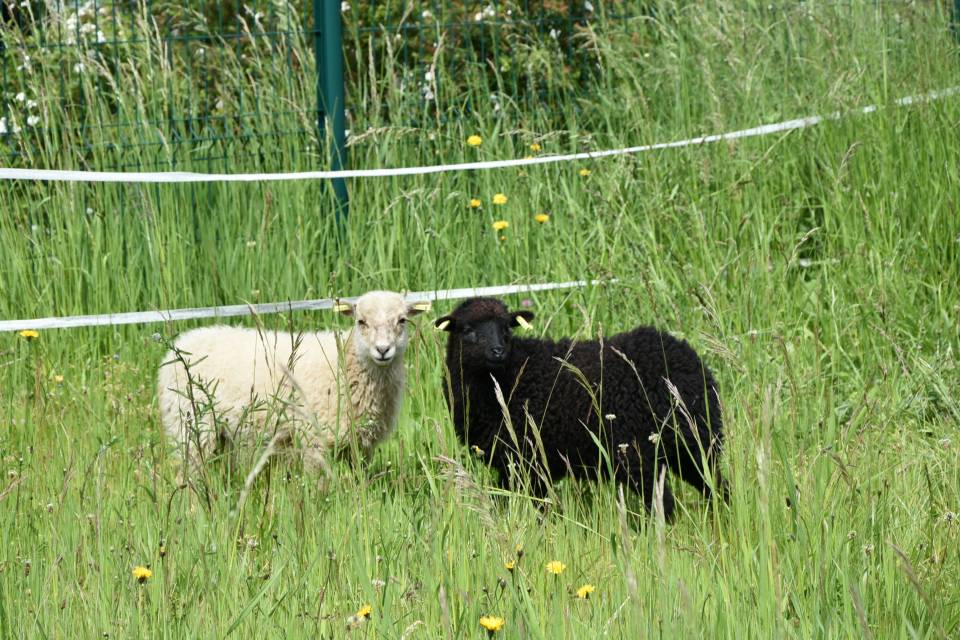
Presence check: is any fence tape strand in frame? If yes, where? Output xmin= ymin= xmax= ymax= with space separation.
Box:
xmin=2 ymin=280 xmax=612 ymax=332
xmin=0 ymin=87 xmax=956 ymax=184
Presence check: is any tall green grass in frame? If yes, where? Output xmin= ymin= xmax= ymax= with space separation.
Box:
xmin=1 ymin=1 xmax=959 ymax=637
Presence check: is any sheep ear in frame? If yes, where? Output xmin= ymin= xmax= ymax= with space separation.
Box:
xmin=333 ymin=300 xmax=354 ymax=316
xmin=510 ymin=311 xmax=535 ymax=330
xmin=407 ymin=301 xmax=431 ymax=315
xmin=434 ymin=315 xmax=455 ymax=332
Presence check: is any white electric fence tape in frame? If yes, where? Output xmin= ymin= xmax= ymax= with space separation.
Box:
xmin=1 ymin=279 xmax=611 ymax=332
xmin=0 ymin=87 xmax=956 ymax=184
xmin=3 ymin=85 xmax=957 ymax=332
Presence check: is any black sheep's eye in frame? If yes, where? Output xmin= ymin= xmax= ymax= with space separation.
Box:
xmin=464 ymin=329 xmax=478 ymax=343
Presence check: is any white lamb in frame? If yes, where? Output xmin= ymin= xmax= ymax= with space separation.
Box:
xmin=157 ymin=291 xmax=430 ymax=482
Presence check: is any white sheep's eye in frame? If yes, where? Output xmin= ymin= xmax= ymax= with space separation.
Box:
xmin=397 ymin=318 xmax=407 ymax=325
xmin=357 ymin=319 xmax=367 ymax=327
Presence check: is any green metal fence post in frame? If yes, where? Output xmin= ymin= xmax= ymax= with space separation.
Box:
xmin=953 ymin=0 xmax=960 ymax=40
xmin=315 ymin=0 xmax=348 ymax=225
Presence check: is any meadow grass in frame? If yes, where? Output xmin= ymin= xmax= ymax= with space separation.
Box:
xmin=1 ymin=1 xmax=959 ymax=637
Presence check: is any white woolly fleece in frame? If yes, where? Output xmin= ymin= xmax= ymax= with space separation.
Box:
xmin=157 ymin=291 xmax=425 ymax=476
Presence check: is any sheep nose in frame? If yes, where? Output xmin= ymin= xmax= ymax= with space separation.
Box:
xmin=489 ymin=346 xmax=506 ymax=360
xmin=376 ymin=345 xmax=390 ymax=356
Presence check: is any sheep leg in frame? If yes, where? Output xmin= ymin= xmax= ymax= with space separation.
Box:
xmin=615 ymin=447 xmax=675 ymax=521
xmin=169 ymin=414 xmax=220 ymax=487
xmin=662 ymin=426 xmax=726 ymax=501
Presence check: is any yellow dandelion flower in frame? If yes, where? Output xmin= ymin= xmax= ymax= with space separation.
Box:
xmin=515 ymin=544 xmax=524 ymax=558
xmin=504 ymin=560 xmax=515 ymax=572
xmin=492 ymin=220 xmax=509 ymax=232
xmin=499 ymin=235 xmax=507 ymax=242
xmin=470 ymin=198 xmax=482 ymax=209
xmin=356 ymin=604 xmax=373 ymax=619
xmin=534 ymin=213 xmax=550 ymax=224
xmin=576 ymin=584 xmax=595 ymax=599
xmin=52 ymin=374 xmax=64 ymax=384
xmin=18 ymin=330 xmax=39 ymax=341
xmin=492 ymin=193 xmax=508 ymax=205
xmin=578 ymin=168 xmax=591 ymax=177
xmin=467 ymin=135 xmax=483 ymax=147
xmin=479 ymin=615 xmax=505 ymax=633
xmin=472 ymin=445 xmax=485 ymax=457
xmin=546 ymin=560 xmax=566 ymax=575
xmin=132 ymin=566 xmax=152 ymax=583
xmin=530 ymin=142 xmax=541 ymax=152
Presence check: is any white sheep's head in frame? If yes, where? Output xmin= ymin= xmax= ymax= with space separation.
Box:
xmin=335 ymin=291 xmax=430 ymax=367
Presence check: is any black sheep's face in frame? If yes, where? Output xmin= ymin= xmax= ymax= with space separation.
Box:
xmin=435 ymin=303 xmax=535 ymax=370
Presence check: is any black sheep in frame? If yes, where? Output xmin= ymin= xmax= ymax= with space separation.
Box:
xmin=435 ymin=297 xmax=725 ymax=520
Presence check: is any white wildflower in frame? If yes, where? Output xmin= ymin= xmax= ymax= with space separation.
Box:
xmin=15 ymin=92 xmax=26 ymax=103
xmin=585 ymin=1 xmax=594 ymax=11
xmin=26 ymin=115 xmax=39 ymax=127
xmin=0 ymin=117 xmax=7 ymax=135
xmin=26 ymin=99 xmax=37 ymax=109
xmin=215 ymin=99 xmax=224 ymax=110
xmin=648 ymin=433 xmax=661 ymax=444
xmin=73 ymin=62 xmax=85 ymax=73
xmin=421 ymin=9 xmax=432 ymax=19
xmin=96 ymin=30 xmax=106 ymax=44
xmin=549 ymin=28 xmax=559 ymax=40
xmin=340 ymin=1 xmax=350 ymax=11
xmin=604 ymin=413 xmax=616 ymax=421
xmin=424 ymin=70 xmax=434 ymax=82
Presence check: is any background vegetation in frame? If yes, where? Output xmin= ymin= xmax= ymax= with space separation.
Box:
xmin=1 ymin=1 xmax=958 ymax=637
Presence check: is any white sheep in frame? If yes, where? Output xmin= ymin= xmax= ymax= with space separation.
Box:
xmin=157 ymin=290 xmax=430 ymax=483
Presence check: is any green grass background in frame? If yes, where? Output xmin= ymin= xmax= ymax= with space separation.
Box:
xmin=1 ymin=1 xmax=959 ymax=637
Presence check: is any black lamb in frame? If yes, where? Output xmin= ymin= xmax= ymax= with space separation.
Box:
xmin=435 ymin=297 xmax=725 ymax=520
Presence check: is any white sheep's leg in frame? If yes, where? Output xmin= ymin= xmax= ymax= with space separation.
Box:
xmin=300 ymin=431 xmax=334 ymax=489
xmin=168 ymin=410 xmax=221 ymax=487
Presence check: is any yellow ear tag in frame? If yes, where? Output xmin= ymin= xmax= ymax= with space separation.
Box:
xmin=435 ymin=319 xmax=450 ymax=331
xmin=411 ymin=301 xmax=432 ymax=312
xmin=515 ymin=315 xmax=533 ymax=330
xmin=333 ymin=302 xmax=352 ymax=313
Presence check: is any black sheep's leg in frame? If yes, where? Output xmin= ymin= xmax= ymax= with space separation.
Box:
xmin=664 ymin=418 xmax=726 ymax=502
xmin=615 ymin=445 xmax=675 ymax=522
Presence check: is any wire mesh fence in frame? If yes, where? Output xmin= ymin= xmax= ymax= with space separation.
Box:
xmin=0 ymin=1 xmax=955 ymax=172
xmin=0 ymin=1 xmax=650 ymax=172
